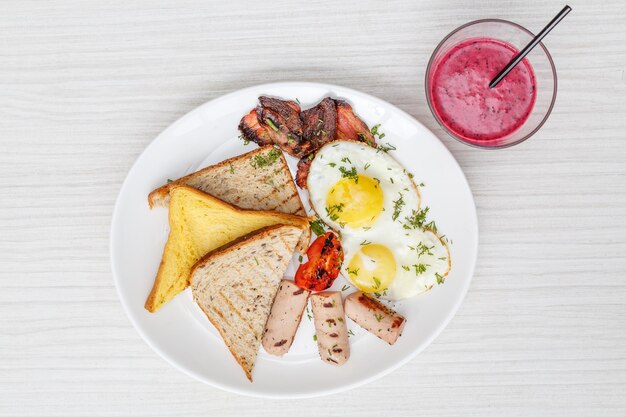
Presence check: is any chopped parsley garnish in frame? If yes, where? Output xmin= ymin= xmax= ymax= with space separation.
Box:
xmin=341 ymin=156 xmax=352 ymax=164
xmin=251 ymin=148 xmax=281 ymax=168
xmin=298 ymin=255 xmax=303 ymax=263
xmin=403 ymin=207 xmax=430 ymax=230
xmin=347 ymin=267 xmax=359 ymax=276
xmin=238 ymin=134 xmax=251 ymax=145
xmin=166 ymin=178 xmax=174 ymax=184
xmin=229 ymin=164 xmax=235 ymax=174
xmin=374 ymin=313 xmax=384 ymax=322
xmin=254 ymin=257 xmax=259 ymax=265
xmin=374 ymin=288 xmax=388 ymax=298
xmin=339 ymin=166 xmax=358 ymax=183
xmin=392 ymin=193 xmax=405 ymax=221
xmin=266 ymin=118 xmax=279 ymax=132
xmin=341 ymin=284 xmax=350 ymax=291
xmin=390 ymin=177 xmax=394 ymax=184
xmin=313 ymin=334 xmax=317 ymax=341
xmin=357 ymin=132 xmax=376 ymax=147
xmin=348 ymin=329 xmax=355 ymax=337
xmin=316 ymin=129 xmax=329 ymax=136
xmin=310 ymin=218 xmax=327 ymax=236
xmin=424 ymin=220 xmax=438 ymax=233
xmin=412 ymin=242 xmax=434 ymax=257
xmin=435 ymin=272 xmax=445 ymax=285
xmin=327 ymin=162 xmax=337 ymax=167
xmin=370 ymin=124 xmax=385 ymax=140
xmin=364 ymin=162 xmax=371 ymax=170
xmin=412 ymin=263 xmax=430 ymax=275
xmin=362 ymin=226 xmax=371 ymax=231
xmin=401 ymin=265 xmax=410 ymax=271
xmin=372 ymin=277 xmax=381 ymax=289
xmin=360 ymin=240 xmax=371 ymax=246
xmin=326 ymin=203 xmax=344 ymax=221
xmin=306 ymin=306 xmax=312 ymax=321
xmin=377 ymin=142 xmax=396 ymax=153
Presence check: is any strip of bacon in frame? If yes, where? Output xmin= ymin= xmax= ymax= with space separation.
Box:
xmin=238 ymin=109 xmax=273 ymax=146
xmin=301 ymin=97 xmax=337 ymax=151
xmin=335 ymin=99 xmax=376 ymax=145
xmin=240 ymin=96 xmax=378 ymax=189
xmin=295 ymin=156 xmax=313 ymax=189
xmin=239 ymin=96 xmax=313 ymax=158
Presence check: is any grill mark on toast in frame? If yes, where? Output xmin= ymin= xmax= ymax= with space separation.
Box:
xmin=234 ymin=288 xmax=249 ymax=306
xmin=261 ymin=185 xmax=301 ymax=212
xmin=148 ymin=144 xmax=306 ymax=220
xmin=209 ymin=304 xmax=227 ymax=324
xmin=277 ymin=235 xmax=294 ymax=256
xmin=273 ymin=190 xmax=301 ymax=210
xmin=257 ymin=257 xmax=274 ymax=280
xmin=218 ymin=291 xmax=255 ymax=333
xmin=254 ymin=187 xmax=280 ymax=206
xmin=188 ymin=224 xmax=304 ymax=380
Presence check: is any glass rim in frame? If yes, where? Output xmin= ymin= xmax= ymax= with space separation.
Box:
xmin=425 ymin=18 xmax=558 ymax=150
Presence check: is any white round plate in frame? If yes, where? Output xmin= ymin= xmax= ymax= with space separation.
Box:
xmin=111 ymin=82 xmax=478 ymax=398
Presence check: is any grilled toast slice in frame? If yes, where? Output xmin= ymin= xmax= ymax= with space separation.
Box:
xmin=144 ymin=186 xmax=309 ymax=313
xmin=148 ymin=146 xmax=307 ymax=217
xmin=190 ymin=224 xmax=303 ymax=381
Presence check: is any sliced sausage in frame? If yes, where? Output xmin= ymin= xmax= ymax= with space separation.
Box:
xmin=344 ymin=291 xmax=406 ymax=345
xmin=310 ymin=291 xmax=350 ymax=366
xmin=262 ymin=279 xmax=310 ymax=356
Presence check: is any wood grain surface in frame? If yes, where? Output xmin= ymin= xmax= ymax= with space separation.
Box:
xmin=1 ymin=0 xmax=625 ymax=416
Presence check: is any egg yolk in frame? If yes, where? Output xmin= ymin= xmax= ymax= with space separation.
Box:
xmin=326 ymin=175 xmax=384 ymax=228
xmin=347 ymin=244 xmax=396 ymax=293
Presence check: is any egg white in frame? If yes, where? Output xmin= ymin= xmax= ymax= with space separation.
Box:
xmin=307 ymin=140 xmax=450 ymax=300
xmin=307 ymin=140 xmax=420 ymax=231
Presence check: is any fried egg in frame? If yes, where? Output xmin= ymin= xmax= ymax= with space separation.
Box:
xmin=307 ymin=140 xmax=450 ymax=300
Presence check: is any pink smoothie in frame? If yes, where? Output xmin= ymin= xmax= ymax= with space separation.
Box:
xmin=429 ymin=38 xmax=536 ymax=144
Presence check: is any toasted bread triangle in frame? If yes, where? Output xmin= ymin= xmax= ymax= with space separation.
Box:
xmin=144 ymin=186 xmax=309 ymax=312
xmin=148 ymin=145 xmax=307 ymax=217
xmin=190 ymin=224 xmax=302 ymax=381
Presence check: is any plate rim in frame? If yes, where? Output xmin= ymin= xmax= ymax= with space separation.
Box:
xmin=110 ymin=81 xmax=479 ymax=399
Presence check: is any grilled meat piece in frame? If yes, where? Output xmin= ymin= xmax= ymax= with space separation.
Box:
xmin=334 ymin=99 xmax=376 ymax=145
xmin=258 ymin=96 xmax=303 ymax=135
xmin=257 ymin=105 xmax=312 ymax=158
xmin=240 ymin=96 xmax=312 ymax=158
xmin=241 ymin=96 xmax=378 ymax=189
xmin=238 ymin=109 xmax=273 ymax=146
xmin=301 ymin=97 xmax=337 ymax=151
xmin=296 ymin=99 xmax=377 ymax=189
xmin=295 ymin=156 xmax=313 ymax=189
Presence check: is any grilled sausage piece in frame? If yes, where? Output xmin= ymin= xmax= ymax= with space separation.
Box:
xmin=310 ymin=292 xmax=350 ymax=366
xmin=262 ymin=280 xmax=310 ymax=357
xmin=344 ymin=291 xmax=406 ymax=345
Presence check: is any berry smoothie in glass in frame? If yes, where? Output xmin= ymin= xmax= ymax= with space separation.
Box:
xmin=425 ymin=20 xmax=557 ymax=149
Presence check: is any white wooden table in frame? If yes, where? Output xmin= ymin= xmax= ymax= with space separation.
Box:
xmin=2 ymin=1 xmax=625 ymax=416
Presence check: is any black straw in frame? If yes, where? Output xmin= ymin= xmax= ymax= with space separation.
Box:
xmin=489 ymin=5 xmax=572 ymax=88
